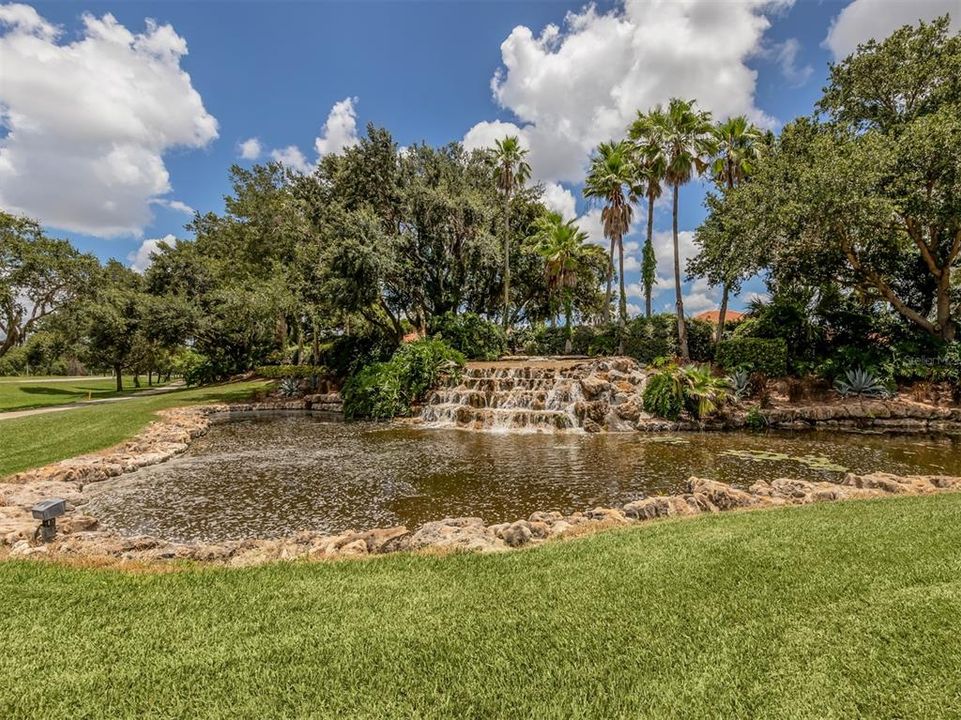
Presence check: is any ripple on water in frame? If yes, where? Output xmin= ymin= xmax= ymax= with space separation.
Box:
xmin=81 ymin=413 xmax=961 ymax=543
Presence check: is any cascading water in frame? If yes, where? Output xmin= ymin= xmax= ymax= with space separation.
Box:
xmin=419 ymin=358 xmax=650 ymax=432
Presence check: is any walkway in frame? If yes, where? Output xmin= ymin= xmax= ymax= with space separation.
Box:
xmin=0 ymin=381 xmax=185 ymax=421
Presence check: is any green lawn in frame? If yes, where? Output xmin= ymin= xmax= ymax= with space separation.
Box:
xmin=0 ymin=380 xmax=268 ymax=477
xmin=0 ymin=375 xmax=163 ymax=412
xmin=1 ymin=493 xmax=959 ymax=718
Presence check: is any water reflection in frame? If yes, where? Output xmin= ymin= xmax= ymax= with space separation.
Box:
xmin=83 ymin=412 xmax=961 ymax=543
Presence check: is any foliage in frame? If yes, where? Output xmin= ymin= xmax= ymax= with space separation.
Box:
xmin=715 ymin=337 xmax=788 ymax=377
xmin=834 ymin=368 xmax=891 ymax=398
xmin=278 ymin=377 xmax=300 ymax=397
xmin=256 ymin=364 xmax=329 ymax=380
xmin=342 ymin=338 xmax=465 ymax=420
xmin=728 ymin=369 xmax=751 ymax=400
xmin=429 ymin=312 xmax=507 ymax=361
xmin=744 ymin=405 xmax=767 ymax=430
xmin=642 ymin=362 xmax=729 ymax=421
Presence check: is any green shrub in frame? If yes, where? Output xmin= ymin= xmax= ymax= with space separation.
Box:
xmin=342 ymin=338 xmax=465 ymax=420
xmin=642 ymin=362 xmax=730 ymax=421
xmin=745 ymin=405 xmax=767 ymax=430
xmin=685 ymin=318 xmax=716 ymax=362
xmin=715 ymin=338 xmax=788 ymax=376
xmin=256 ymin=364 xmax=329 ymax=380
xmin=642 ymin=368 xmax=684 ymax=421
xmin=318 ymin=330 xmax=396 ymax=378
xmin=429 ymin=312 xmax=507 ymax=361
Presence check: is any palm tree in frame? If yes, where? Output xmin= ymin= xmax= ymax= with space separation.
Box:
xmin=528 ymin=212 xmax=604 ymax=353
xmin=710 ymin=115 xmax=763 ymax=341
xmin=583 ymin=141 xmax=636 ymax=343
xmin=489 ymin=136 xmax=532 ymax=330
xmin=628 ymin=108 xmax=668 ymax=318
xmin=655 ymin=98 xmax=716 ymax=361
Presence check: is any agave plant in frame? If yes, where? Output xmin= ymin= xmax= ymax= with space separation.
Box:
xmin=279 ymin=377 xmax=300 ymax=397
xmin=727 ymin=368 xmax=751 ymax=401
xmin=834 ymin=368 xmax=890 ymax=398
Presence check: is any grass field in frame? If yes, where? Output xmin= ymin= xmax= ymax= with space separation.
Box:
xmin=0 ymin=375 xmax=160 ymax=412
xmin=0 ymin=380 xmax=268 ymax=477
xmin=1 ymin=493 xmax=959 ymax=718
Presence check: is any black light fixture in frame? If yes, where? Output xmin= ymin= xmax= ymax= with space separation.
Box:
xmin=31 ymin=498 xmax=67 ymax=543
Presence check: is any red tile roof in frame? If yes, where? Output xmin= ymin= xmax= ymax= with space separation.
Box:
xmin=694 ymin=309 xmax=744 ymax=324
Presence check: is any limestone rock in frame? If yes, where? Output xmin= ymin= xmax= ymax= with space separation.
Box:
xmin=408 ymin=517 xmax=506 ymax=552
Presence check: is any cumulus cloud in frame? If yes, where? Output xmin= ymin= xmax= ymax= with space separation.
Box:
xmin=465 ymin=0 xmax=788 ymax=184
xmin=542 ymin=182 xmax=577 ymax=219
xmin=270 ymin=97 xmax=360 ymax=174
xmin=314 ymin=97 xmax=359 ymax=156
xmin=127 ymin=234 xmax=174 ymax=273
xmin=152 ymin=198 xmax=194 ymax=215
xmin=238 ymin=137 xmax=262 ymax=160
xmin=824 ymin=0 xmax=959 ymax=59
xmin=0 ymin=5 xmax=218 ymax=237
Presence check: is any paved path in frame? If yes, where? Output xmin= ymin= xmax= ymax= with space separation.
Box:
xmin=0 ymin=381 xmax=185 ymax=421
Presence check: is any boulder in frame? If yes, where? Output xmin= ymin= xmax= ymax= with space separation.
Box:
xmin=687 ymin=477 xmax=760 ymax=510
xmin=408 ymin=517 xmax=506 ymax=553
xmin=579 ymin=375 xmax=611 ymax=399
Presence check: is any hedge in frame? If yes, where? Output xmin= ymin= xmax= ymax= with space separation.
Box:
xmin=256 ymin=365 xmax=329 ymax=379
xmin=715 ymin=338 xmax=788 ymax=376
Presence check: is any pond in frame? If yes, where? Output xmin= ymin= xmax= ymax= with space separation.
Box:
xmin=83 ymin=412 xmax=961 ymax=543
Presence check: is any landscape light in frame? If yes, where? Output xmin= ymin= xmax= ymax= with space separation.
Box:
xmin=31 ymin=498 xmax=67 ymax=543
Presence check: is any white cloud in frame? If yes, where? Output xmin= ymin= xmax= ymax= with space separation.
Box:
xmin=127 ymin=234 xmax=174 ymax=273
xmin=824 ymin=0 xmax=959 ymax=60
xmin=771 ymin=38 xmax=812 ymax=86
xmin=152 ymin=198 xmax=194 ymax=215
xmin=542 ymin=182 xmax=577 ymax=219
xmin=238 ymin=137 xmax=262 ymax=160
xmin=0 ymin=5 xmax=218 ymax=237
xmin=314 ymin=97 xmax=359 ymax=156
xmin=270 ymin=145 xmax=313 ymax=174
xmin=269 ymin=97 xmax=360 ymax=174
xmin=465 ymin=0 xmax=788 ymax=184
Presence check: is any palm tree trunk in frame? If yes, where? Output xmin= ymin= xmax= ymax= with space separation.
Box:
xmin=604 ymin=235 xmax=614 ymax=325
xmin=617 ymin=233 xmax=626 ymax=354
xmin=503 ymin=191 xmax=511 ymax=330
xmin=564 ymin=296 xmax=573 ymax=354
xmin=672 ymin=183 xmax=689 ymax=361
xmin=716 ymin=284 xmax=730 ymax=343
xmin=645 ymin=193 xmax=655 ymax=319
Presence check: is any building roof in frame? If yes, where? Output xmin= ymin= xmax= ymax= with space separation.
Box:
xmin=694 ymin=309 xmax=745 ymax=324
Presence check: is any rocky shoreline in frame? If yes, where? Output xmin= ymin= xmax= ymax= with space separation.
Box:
xmin=3 ymin=471 xmax=959 ymax=566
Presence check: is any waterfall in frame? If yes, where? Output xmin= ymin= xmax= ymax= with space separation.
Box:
xmin=419 ymin=358 xmax=650 ymax=433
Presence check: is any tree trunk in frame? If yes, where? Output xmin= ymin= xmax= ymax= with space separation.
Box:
xmin=673 ymin=184 xmax=690 ymax=361
xmin=148 ymin=370 xmax=153 ymax=387
xmin=114 ymin=364 xmax=123 ymax=393
xmin=604 ymin=235 xmax=615 ymax=324
xmin=133 ymin=373 xmax=140 ymax=389
xmin=564 ymin=297 xmax=573 ymax=355
xmin=617 ymin=233 xmax=627 ymax=354
xmin=503 ymin=191 xmax=511 ymax=330
xmin=716 ymin=284 xmax=730 ymax=343
xmin=645 ymin=193 xmax=655 ymax=319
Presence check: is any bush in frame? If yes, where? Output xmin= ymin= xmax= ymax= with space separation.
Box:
xmin=716 ymin=338 xmax=788 ymax=376
xmin=342 ymin=338 xmax=465 ymax=420
xmin=745 ymin=405 xmax=767 ymax=430
xmin=256 ymin=364 xmax=329 ymax=380
xmin=429 ymin=312 xmax=507 ymax=361
xmin=318 ymin=330 xmax=396 ymax=379
xmin=642 ymin=367 xmax=684 ymax=421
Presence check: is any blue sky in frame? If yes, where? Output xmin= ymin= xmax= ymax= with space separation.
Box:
xmin=2 ymin=0 xmax=957 ymax=315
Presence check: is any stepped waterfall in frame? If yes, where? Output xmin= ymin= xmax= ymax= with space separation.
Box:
xmin=419 ymin=359 xmax=651 ymax=433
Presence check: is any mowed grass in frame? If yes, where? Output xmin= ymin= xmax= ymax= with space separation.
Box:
xmin=2 ymin=494 xmax=961 ymax=719
xmin=0 ymin=380 xmax=268 ymax=476
xmin=0 ymin=375 xmax=158 ymax=412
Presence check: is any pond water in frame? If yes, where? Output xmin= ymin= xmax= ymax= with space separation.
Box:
xmin=83 ymin=412 xmax=961 ymax=543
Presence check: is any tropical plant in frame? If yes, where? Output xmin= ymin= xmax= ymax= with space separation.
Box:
xmin=583 ymin=140 xmax=636 ymax=339
xmin=279 ymin=377 xmax=300 ymax=397
xmin=745 ymin=405 xmax=767 ymax=430
xmin=707 ymin=115 xmax=764 ymax=340
xmin=834 ymin=367 xmax=891 ymax=398
xmin=629 ymin=109 xmax=668 ymax=318
xmin=489 ymin=136 xmax=532 ymax=330
xmin=651 ymin=99 xmax=717 ymax=360
xmin=728 ymin=368 xmax=751 ymax=400
xmin=642 ymin=365 xmax=685 ymax=421
xmin=527 ymin=212 xmax=605 ymax=353
xmin=642 ymin=362 xmax=729 ymax=421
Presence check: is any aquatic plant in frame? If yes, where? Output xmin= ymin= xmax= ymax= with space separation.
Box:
xmin=834 ymin=368 xmax=890 ymax=398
